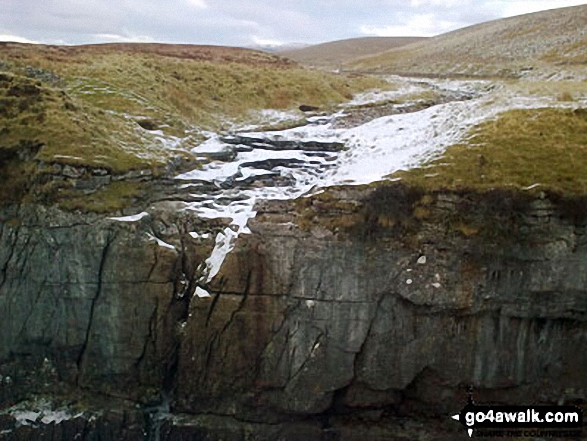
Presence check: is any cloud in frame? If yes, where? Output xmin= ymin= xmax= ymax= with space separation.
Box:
xmin=499 ymin=0 xmax=587 ymax=17
xmin=360 ymin=13 xmax=465 ymax=37
xmin=0 ymin=0 xmax=583 ymax=47
xmin=251 ymin=36 xmax=285 ymax=47
xmin=410 ymin=0 xmax=465 ymax=7
xmin=187 ymin=0 xmax=208 ymax=8
xmin=0 ymin=33 xmax=39 ymax=44
xmin=93 ymin=33 xmax=156 ymax=43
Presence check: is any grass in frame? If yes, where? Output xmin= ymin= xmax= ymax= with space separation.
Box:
xmin=0 ymin=72 xmax=190 ymax=174
xmin=289 ymin=107 xmax=587 ymax=242
xmin=503 ymin=80 xmax=587 ymax=100
xmin=392 ymin=107 xmax=587 ymax=195
xmin=541 ymin=39 xmax=587 ymax=65
xmin=0 ymin=45 xmax=388 ymax=129
xmin=0 ymin=44 xmax=389 ymax=173
xmin=280 ymin=37 xmax=426 ymax=70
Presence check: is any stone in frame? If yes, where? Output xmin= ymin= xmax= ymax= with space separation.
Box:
xmin=61 ymin=164 xmax=85 ymax=179
xmin=1 ymin=185 xmax=587 ymax=439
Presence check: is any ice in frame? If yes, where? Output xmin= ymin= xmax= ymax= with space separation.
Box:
xmin=9 ymin=402 xmax=79 ymax=427
xmin=12 ymin=411 xmax=40 ymax=426
xmin=147 ymin=233 xmax=176 ymax=250
xmin=40 ymin=411 xmax=73 ymax=425
xmin=109 ymin=212 xmax=149 ymax=222
xmin=195 ymin=286 xmax=211 ymax=298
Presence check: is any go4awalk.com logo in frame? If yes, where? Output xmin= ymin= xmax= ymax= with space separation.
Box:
xmin=451 ymin=392 xmax=583 ymax=438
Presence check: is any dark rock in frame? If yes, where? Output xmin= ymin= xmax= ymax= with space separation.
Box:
xmin=299 ymin=105 xmax=320 ymax=112
xmin=1 ymin=184 xmax=587 ymax=439
xmin=6 ymin=83 xmax=41 ymax=98
xmin=221 ymin=134 xmax=345 ymax=152
xmin=137 ymin=119 xmax=159 ymax=131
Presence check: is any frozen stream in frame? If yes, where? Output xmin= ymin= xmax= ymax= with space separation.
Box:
xmin=112 ymin=76 xmax=572 ymax=296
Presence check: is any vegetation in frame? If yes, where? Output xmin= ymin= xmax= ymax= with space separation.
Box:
xmin=280 ymin=37 xmax=425 ymax=70
xmin=541 ymin=38 xmax=587 ymax=65
xmin=0 ymin=43 xmax=390 ymax=210
xmin=0 ymin=43 xmax=388 ymax=173
xmin=345 ymin=5 xmax=587 ymax=78
xmin=0 ymin=72 xmax=180 ymax=173
xmin=54 ymin=181 xmax=147 ymax=213
xmin=392 ymin=107 xmax=587 ymax=195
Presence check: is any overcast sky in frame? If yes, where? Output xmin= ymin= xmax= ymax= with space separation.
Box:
xmin=1 ymin=0 xmax=586 ymax=47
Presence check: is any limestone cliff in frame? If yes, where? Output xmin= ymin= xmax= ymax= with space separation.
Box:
xmin=0 ymin=183 xmax=585 ymax=440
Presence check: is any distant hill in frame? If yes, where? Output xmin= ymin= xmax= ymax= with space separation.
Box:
xmin=347 ymin=5 xmax=587 ymax=78
xmin=280 ymin=37 xmax=426 ymax=70
xmin=249 ymin=43 xmax=310 ymax=53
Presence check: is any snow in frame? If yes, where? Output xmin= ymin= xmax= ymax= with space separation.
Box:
xmin=147 ymin=233 xmax=176 ymax=250
xmin=52 ymin=155 xmax=85 ymax=161
xmin=190 ymin=135 xmax=232 ymax=154
xmin=8 ymin=401 xmax=81 ymax=427
xmin=345 ymin=84 xmax=428 ymax=106
xmin=201 ymin=228 xmax=239 ymax=283
xmin=195 ymin=286 xmax=211 ymax=298
xmin=237 ymin=108 xmax=301 ymax=132
xmin=109 ymin=212 xmax=149 ymax=222
xmin=189 ymin=232 xmax=211 ymax=239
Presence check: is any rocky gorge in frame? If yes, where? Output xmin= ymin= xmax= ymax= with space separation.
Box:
xmin=1 ymin=73 xmax=587 ymax=441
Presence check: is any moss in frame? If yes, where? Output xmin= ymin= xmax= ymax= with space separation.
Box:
xmin=55 ymin=181 xmax=147 ymax=213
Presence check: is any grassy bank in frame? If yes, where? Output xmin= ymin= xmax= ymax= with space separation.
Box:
xmin=392 ymin=107 xmax=587 ymax=195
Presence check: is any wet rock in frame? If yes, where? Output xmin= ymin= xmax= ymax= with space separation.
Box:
xmin=221 ymin=135 xmax=345 ymax=152
xmin=299 ymin=104 xmax=320 ymax=112
xmin=137 ymin=119 xmax=159 ymax=131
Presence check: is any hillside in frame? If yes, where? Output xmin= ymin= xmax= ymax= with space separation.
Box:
xmin=0 ymin=42 xmax=387 ymax=176
xmin=348 ymin=5 xmax=587 ymax=78
xmin=280 ymin=37 xmax=426 ymax=70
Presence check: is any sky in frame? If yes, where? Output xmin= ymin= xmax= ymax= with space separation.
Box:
xmin=0 ymin=0 xmax=586 ymax=48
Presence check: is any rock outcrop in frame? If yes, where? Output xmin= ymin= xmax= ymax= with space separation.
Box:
xmin=0 ymin=183 xmax=586 ymax=440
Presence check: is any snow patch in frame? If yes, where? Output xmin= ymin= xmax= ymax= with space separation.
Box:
xmin=9 ymin=403 xmax=80 ymax=427
xmin=147 ymin=233 xmax=176 ymax=250
xmin=109 ymin=212 xmax=149 ymax=222
xmin=195 ymin=286 xmax=211 ymax=298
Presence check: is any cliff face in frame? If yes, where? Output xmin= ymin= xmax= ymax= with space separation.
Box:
xmin=0 ymin=203 xmax=209 ymax=403
xmin=0 ymin=184 xmax=586 ymax=439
